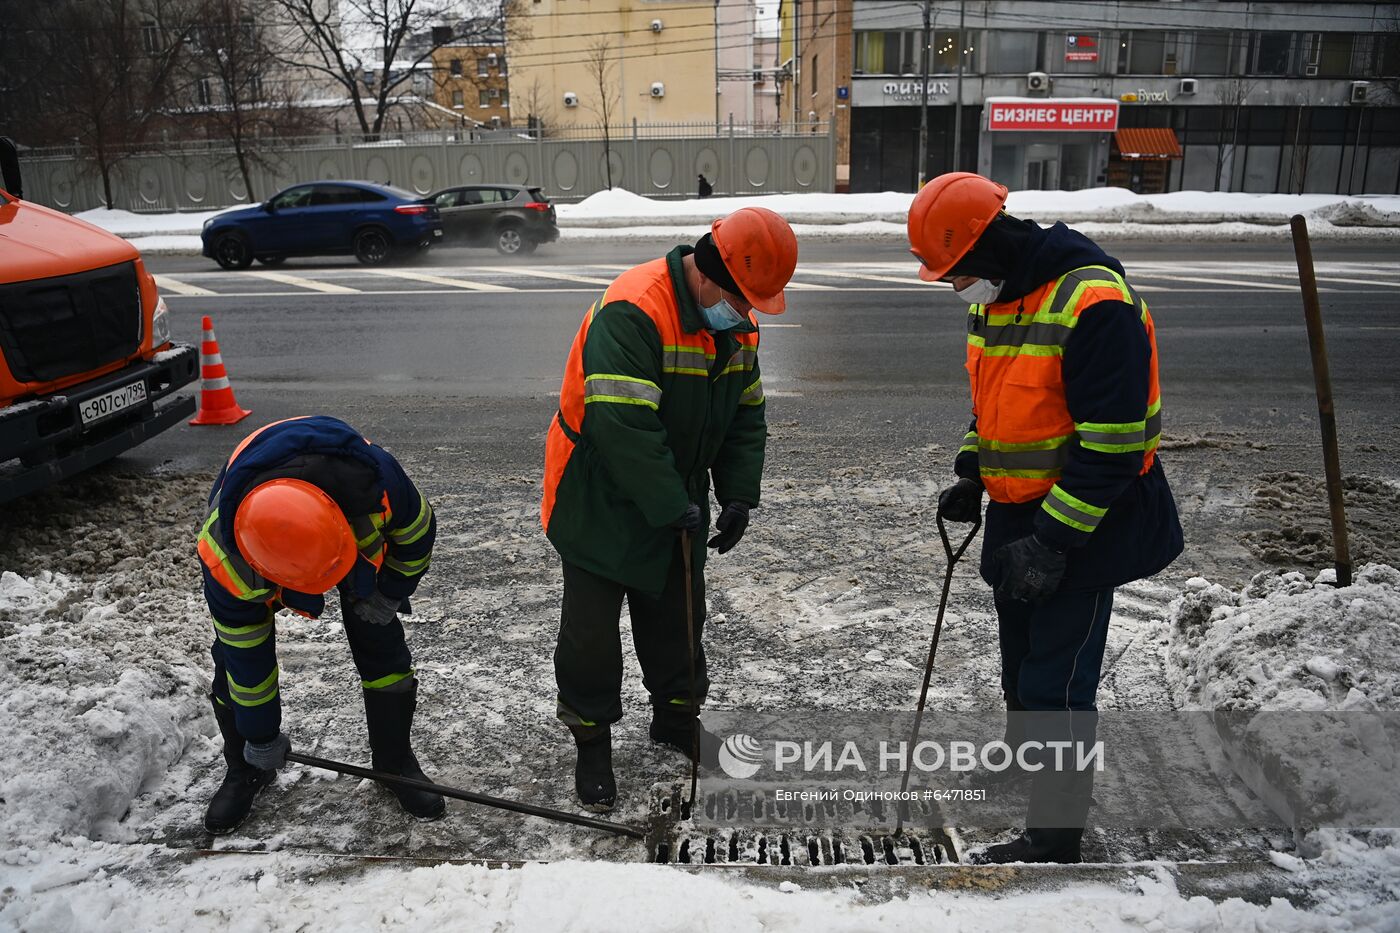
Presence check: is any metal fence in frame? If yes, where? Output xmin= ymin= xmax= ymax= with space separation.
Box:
xmin=17 ymin=122 xmax=836 ymax=213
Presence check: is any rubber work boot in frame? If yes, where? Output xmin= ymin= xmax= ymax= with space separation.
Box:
xmin=362 ymin=680 xmax=447 ymax=821
xmin=649 ymin=704 xmax=722 ymax=770
xmin=204 ymin=696 xmax=276 ymax=835
xmin=570 ymin=723 xmax=617 ymax=813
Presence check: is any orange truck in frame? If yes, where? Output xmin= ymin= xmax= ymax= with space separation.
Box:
xmin=0 ymin=137 xmax=198 ymax=504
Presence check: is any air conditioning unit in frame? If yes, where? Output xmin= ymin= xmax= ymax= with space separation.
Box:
xmin=490 ymin=116 xmax=502 ymax=128
xmin=1026 ymin=71 xmax=1050 ymax=93
xmin=489 ymin=87 xmax=501 ymax=99
xmin=563 ymin=91 xmax=579 ymax=107
xmin=1178 ymin=77 xmax=1198 ymax=96
xmin=1350 ymin=80 xmax=1369 ymax=104
xmin=1304 ymin=64 xmax=1319 ymax=76
xmin=650 ymin=81 xmax=666 ymax=98
xmin=487 ymin=52 xmax=497 ymax=64
xmin=650 ymin=18 xmax=663 ymax=32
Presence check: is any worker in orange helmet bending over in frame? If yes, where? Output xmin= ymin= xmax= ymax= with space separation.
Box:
xmin=196 ymin=415 xmax=441 ymax=834
xmin=542 ymin=207 xmax=797 ymax=812
xmin=909 ymin=173 xmax=1183 ymax=864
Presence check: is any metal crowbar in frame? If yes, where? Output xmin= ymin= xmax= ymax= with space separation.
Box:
xmin=894 ymin=510 xmax=981 ymax=835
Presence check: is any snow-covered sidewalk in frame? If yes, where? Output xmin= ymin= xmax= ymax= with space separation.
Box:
xmin=74 ymin=187 xmax=1400 ymax=256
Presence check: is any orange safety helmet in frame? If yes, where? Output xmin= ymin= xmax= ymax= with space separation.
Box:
xmin=710 ymin=206 xmax=798 ymax=314
xmin=907 ymin=172 xmax=1009 ymax=282
xmin=233 ymin=478 xmax=357 ymax=594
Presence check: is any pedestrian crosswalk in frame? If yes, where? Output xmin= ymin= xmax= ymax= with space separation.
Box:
xmin=155 ymin=260 xmax=1400 ymax=300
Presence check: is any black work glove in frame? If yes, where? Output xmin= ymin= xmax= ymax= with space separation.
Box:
xmin=348 ymin=590 xmax=401 ymax=626
xmin=937 ymin=478 xmax=984 ymax=523
xmin=670 ymin=502 xmax=702 ymax=532
xmin=707 ymin=502 xmax=751 ymax=554
xmin=991 ymin=535 xmax=1068 ymax=603
xmin=243 ymin=732 xmax=291 ymax=770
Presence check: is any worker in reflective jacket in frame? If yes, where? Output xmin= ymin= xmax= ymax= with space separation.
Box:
xmin=909 ymin=173 xmax=1183 ymax=865
xmin=542 ymin=207 xmax=798 ymax=812
xmin=197 ymin=415 xmax=442 ymax=834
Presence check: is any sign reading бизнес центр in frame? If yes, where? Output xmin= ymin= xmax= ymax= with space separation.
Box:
xmin=987 ymin=98 xmax=1120 ymax=132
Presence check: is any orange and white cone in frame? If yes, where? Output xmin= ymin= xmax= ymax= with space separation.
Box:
xmin=189 ymin=315 xmax=252 ymax=426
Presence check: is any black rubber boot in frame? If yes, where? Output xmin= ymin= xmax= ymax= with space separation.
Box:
xmin=649 ymin=705 xmax=721 ymax=770
xmin=569 ymin=724 xmax=617 ymax=813
xmin=971 ymin=770 xmax=1094 ymax=865
xmin=204 ymin=696 xmax=276 ymax=835
xmin=362 ymin=681 xmax=447 ymax=821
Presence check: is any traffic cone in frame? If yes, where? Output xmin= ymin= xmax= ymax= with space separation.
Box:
xmin=189 ymin=315 xmax=252 ymax=426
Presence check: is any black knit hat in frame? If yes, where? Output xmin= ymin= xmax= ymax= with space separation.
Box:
xmin=947 ymin=212 xmax=1037 ymax=280
xmin=693 ymin=232 xmax=744 ymax=297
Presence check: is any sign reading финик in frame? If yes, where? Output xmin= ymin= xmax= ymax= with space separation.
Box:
xmin=987 ymin=98 xmax=1119 ymax=132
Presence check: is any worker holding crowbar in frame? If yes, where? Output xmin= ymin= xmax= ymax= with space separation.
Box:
xmin=908 ymin=173 xmax=1184 ymax=864
xmin=541 ymin=207 xmax=798 ymax=813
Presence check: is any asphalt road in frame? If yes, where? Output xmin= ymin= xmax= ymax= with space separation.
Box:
xmin=138 ymin=238 xmax=1400 ymax=489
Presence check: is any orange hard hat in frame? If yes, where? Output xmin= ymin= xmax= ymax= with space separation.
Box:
xmin=233 ymin=478 xmax=357 ymax=594
xmin=710 ymin=206 xmax=798 ymax=315
xmin=907 ymin=172 xmax=1008 ymax=282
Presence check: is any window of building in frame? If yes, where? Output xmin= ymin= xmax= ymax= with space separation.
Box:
xmin=1192 ymin=31 xmax=1238 ymax=75
xmin=239 ymin=15 xmax=255 ymax=47
xmin=1249 ymin=32 xmax=1293 ymax=75
xmin=450 ymin=58 xmax=463 ymax=76
xmin=501 ymin=89 xmax=510 ymax=107
xmin=498 ymin=55 xmax=508 ymax=75
xmin=1308 ymin=32 xmax=1356 ymax=77
xmin=853 ymin=31 xmax=918 ymax=75
xmin=453 ymin=89 xmax=465 ymax=108
xmin=1377 ymin=33 xmax=1400 ymax=74
xmin=986 ymin=31 xmax=1040 ymax=73
xmin=811 ymin=52 xmax=818 ymax=95
xmin=479 ymin=88 xmax=491 ymax=106
xmin=932 ymin=30 xmax=966 ymax=72
xmin=196 ymin=76 xmax=212 ymax=106
xmin=477 ymin=57 xmax=490 ymax=76
xmin=248 ymin=72 xmax=263 ymax=101
xmin=141 ymin=21 xmax=160 ymax=55
xmin=1118 ymin=31 xmax=1168 ymax=74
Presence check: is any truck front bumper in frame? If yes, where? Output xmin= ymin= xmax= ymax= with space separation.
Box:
xmin=0 ymin=344 xmax=200 ymax=505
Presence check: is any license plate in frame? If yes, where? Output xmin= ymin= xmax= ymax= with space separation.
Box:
xmin=433 ymin=228 xmax=443 ymax=237
xmin=79 ymin=380 xmax=148 ymax=427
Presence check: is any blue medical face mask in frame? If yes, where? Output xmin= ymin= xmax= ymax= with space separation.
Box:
xmin=700 ymin=295 xmax=746 ymax=331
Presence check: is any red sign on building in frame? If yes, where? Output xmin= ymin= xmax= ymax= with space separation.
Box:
xmin=986 ymin=99 xmax=1120 ymax=132
xmin=1065 ymin=33 xmax=1100 ymax=63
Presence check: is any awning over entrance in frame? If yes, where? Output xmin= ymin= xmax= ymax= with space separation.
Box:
xmin=1113 ymin=127 xmax=1182 ymax=160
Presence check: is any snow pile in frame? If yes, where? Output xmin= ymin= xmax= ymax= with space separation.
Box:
xmin=73 ymin=187 xmax=1400 ymax=255
xmin=1167 ymin=564 xmax=1400 ymax=712
xmin=0 ymin=843 xmax=1382 ymax=932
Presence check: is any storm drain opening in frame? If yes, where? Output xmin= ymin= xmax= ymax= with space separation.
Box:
xmin=645 ymin=785 xmax=958 ymax=867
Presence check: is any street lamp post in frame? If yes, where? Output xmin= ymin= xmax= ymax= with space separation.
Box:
xmin=916 ymin=0 xmax=933 ymax=186
xmin=952 ymin=0 xmax=965 ymax=172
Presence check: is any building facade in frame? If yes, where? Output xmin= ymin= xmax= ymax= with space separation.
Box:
xmin=843 ymin=0 xmax=1400 ymax=194
xmin=432 ymin=40 xmax=512 ymax=128
xmin=507 ymin=0 xmax=718 ymax=131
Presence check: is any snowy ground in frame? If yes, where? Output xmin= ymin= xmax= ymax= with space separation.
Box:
xmin=3 ymin=421 xmax=1400 ymax=928
xmin=73 ymin=187 xmax=1400 ymax=256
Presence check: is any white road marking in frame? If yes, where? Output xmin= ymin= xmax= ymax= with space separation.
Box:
xmin=1217 ymin=268 xmax=1400 ymax=289
xmin=245 ymin=270 xmax=360 ymax=293
xmin=473 ymin=266 xmax=614 ymax=286
xmin=153 ymin=275 xmax=216 ymax=296
xmin=797 ymin=268 xmax=929 ymax=285
xmin=1127 ymin=271 xmax=1322 ymax=291
xmin=356 ymin=268 xmax=518 ymax=292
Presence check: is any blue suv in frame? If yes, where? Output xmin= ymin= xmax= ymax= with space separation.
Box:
xmin=201 ymin=181 xmax=443 ymax=269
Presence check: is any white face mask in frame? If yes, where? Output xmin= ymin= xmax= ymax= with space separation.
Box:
xmin=954 ymin=278 xmax=1004 ymax=305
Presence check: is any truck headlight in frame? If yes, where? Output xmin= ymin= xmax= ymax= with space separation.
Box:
xmin=150 ymin=297 xmax=172 ymax=346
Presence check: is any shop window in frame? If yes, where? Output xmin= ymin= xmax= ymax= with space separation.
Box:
xmin=1249 ymin=32 xmax=1293 ymax=75
xmin=987 ymin=30 xmax=1039 ymax=73
xmin=1192 ymin=31 xmax=1238 ymax=75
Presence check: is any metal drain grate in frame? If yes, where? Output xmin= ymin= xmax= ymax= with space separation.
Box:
xmin=646 ymin=785 xmax=960 ymax=866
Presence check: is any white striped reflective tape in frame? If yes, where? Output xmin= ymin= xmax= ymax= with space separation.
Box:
xmin=203 ymin=376 xmax=231 ymax=390
xmin=201 ymin=354 xmax=224 ymax=366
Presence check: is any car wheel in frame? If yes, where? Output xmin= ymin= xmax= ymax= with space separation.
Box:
xmin=517 ymin=238 xmax=538 ymax=255
xmin=354 ymin=228 xmax=392 ymax=265
xmin=213 ymin=233 xmax=253 ymax=270
xmin=256 ymin=255 xmax=287 ymax=266
xmin=495 ymin=225 xmax=525 ymax=255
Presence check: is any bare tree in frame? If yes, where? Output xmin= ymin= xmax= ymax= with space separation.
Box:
xmin=517 ymin=75 xmax=553 ymax=137
xmin=3 ymin=0 xmax=198 ymax=207
xmin=1212 ymin=78 xmax=1256 ymax=191
xmin=269 ymin=0 xmax=521 ymax=138
xmin=583 ymin=38 xmax=620 ymax=189
xmin=184 ymin=0 xmax=319 ymax=201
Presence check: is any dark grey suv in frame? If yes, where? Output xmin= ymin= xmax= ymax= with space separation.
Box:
xmin=428 ymin=184 xmax=559 ymax=255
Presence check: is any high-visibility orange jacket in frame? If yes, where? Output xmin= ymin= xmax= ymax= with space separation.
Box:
xmin=542 ymin=246 xmax=766 ymax=594
xmin=951 ymin=224 xmax=1181 ymax=590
